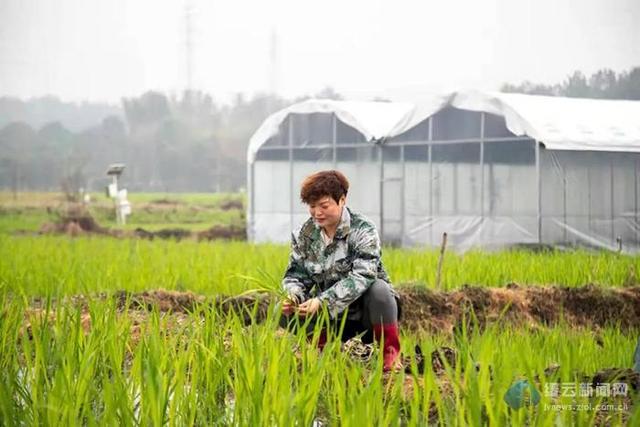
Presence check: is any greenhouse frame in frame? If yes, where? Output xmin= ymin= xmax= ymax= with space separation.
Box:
xmin=246 ymin=91 xmax=640 ymax=253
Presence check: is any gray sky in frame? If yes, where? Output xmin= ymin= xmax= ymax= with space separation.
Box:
xmin=1 ymin=0 xmax=638 ymax=105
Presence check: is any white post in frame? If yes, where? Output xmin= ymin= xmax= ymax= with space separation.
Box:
xmin=112 ymin=175 xmax=121 ymax=225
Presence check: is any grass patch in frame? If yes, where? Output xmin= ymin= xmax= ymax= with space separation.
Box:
xmin=0 ymin=191 xmax=245 ymax=233
xmin=1 ymin=235 xmax=638 ymax=297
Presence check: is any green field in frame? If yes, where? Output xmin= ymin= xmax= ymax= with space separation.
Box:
xmin=1 ymin=235 xmax=639 ymax=296
xmin=0 ymin=191 xmax=245 ymax=233
xmin=1 ymin=193 xmax=638 ymax=425
xmin=0 ymin=294 xmax=636 ymax=426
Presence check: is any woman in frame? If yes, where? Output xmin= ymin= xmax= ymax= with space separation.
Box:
xmin=280 ymin=170 xmax=401 ymax=371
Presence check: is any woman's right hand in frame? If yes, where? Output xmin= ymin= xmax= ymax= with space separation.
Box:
xmin=282 ymin=297 xmax=297 ymax=315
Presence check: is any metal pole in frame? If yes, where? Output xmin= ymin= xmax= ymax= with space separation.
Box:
xmin=428 ymin=117 xmax=433 ymax=246
xmin=400 ymin=144 xmax=406 ymax=245
xmin=535 ymin=140 xmax=541 ymax=244
xmin=610 ymin=159 xmax=615 ymax=246
xmin=249 ymin=161 xmax=255 ymax=241
xmin=480 ymin=113 xmax=485 ymax=221
xmin=563 ymin=165 xmax=567 ymax=243
xmin=332 ymin=113 xmax=337 ymax=169
xmin=453 ymin=163 xmax=458 ymax=214
xmin=587 ymin=158 xmax=591 ymax=241
xmin=427 ymin=144 xmax=433 ymax=246
xmin=379 ymin=144 xmax=384 ymax=242
xmin=635 ymin=158 xmax=639 ymax=247
xmin=288 ymin=116 xmax=294 ymax=233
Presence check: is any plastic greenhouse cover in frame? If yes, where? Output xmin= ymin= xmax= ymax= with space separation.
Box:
xmin=249 ymin=91 xmax=640 ymax=162
xmin=451 ymin=90 xmax=640 ymax=153
xmin=247 ymin=99 xmax=415 ymax=163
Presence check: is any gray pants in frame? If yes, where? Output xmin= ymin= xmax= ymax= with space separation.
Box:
xmin=280 ymin=278 xmax=401 ymax=343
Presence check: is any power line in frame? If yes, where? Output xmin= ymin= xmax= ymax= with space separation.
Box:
xmin=184 ymin=0 xmax=195 ymax=93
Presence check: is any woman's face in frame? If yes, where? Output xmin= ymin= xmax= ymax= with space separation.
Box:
xmin=308 ymin=195 xmax=345 ymax=229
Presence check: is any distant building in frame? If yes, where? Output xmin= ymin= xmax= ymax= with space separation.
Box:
xmin=247 ymin=91 xmax=640 ymax=253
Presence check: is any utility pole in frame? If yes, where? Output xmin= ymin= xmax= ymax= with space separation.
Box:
xmin=184 ymin=0 xmax=195 ymax=95
xmin=267 ymin=28 xmax=280 ymax=115
xmin=269 ymin=28 xmax=279 ymax=97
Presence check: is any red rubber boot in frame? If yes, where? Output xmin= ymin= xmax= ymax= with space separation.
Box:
xmin=373 ymin=323 xmax=401 ymax=371
xmin=317 ymin=330 xmax=327 ymax=351
xmin=308 ymin=329 xmax=327 ymax=351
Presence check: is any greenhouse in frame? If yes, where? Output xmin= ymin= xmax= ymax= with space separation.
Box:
xmin=246 ymin=91 xmax=640 ymax=253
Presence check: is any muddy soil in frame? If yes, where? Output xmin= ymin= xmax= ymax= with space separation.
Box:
xmin=39 ymin=205 xmax=110 ymax=236
xmin=128 ymin=225 xmax=246 ymax=241
xmin=24 ymin=285 xmax=640 ymax=334
xmin=148 ymin=198 xmax=183 ymax=205
xmin=37 ymin=207 xmax=246 ymax=241
xmin=112 ymin=285 xmax=640 ymax=333
xmin=398 ymin=284 xmax=640 ymax=334
xmin=218 ymin=199 xmax=244 ymax=211
xmin=195 ymin=225 xmax=246 ymax=241
xmin=132 ymin=227 xmax=193 ymax=241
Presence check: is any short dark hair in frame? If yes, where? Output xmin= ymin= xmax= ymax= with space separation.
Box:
xmin=300 ymin=170 xmax=349 ymax=204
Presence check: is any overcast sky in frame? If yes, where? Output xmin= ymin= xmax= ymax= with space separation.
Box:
xmin=1 ymin=0 xmax=639 ymax=105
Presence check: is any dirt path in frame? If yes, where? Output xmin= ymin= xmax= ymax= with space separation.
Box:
xmin=106 ymin=284 xmax=640 ymax=333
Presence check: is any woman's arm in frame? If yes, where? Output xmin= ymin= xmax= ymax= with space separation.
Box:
xmin=317 ymin=223 xmax=381 ymax=317
xmin=282 ymin=232 xmax=311 ymax=304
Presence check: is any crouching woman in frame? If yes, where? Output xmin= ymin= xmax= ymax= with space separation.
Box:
xmin=279 ymin=170 xmax=401 ymax=371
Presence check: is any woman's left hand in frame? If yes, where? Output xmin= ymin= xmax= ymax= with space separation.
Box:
xmin=297 ymin=298 xmax=321 ymax=317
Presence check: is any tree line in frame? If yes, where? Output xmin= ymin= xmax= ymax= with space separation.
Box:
xmin=0 ymin=67 xmax=638 ymax=195
xmin=501 ymin=67 xmax=640 ymax=99
xmin=0 ymin=88 xmax=343 ymax=195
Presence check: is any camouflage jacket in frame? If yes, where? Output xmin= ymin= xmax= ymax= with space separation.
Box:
xmin=282 ymin=206 xmax=392 ymax=317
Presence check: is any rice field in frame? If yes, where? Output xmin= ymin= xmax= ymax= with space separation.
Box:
xmin=0 ymin=292 xmax=636 ymax=426
xmin=1 ymin=193 xmax=639 ymax=425
xmin=0 ymin=191 xmax=245 ymax=233
xmin=2 ymin=235 xmax=639 ymax=296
